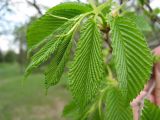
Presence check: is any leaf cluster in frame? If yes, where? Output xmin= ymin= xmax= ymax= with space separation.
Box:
xmin=25 ymin=1 xmax=155 ymax=120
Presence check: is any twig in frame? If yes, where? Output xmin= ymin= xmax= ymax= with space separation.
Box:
xmin=26 ymin=0 xmax=42 ymax=15
xmin=138 ymin=80 xmax=156 ymax=119
xmin=0 ymin=1 xmax=8 ymax=12
xmin=142 ymin=1 xmax=160 ymax=24
xmin=101 ymin=26 xmax=112 ymax=52
xmin=120 ymin=0 xmax=123 ymax=5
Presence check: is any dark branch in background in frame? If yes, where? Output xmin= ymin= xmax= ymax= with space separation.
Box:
xmin=26 ymin=0 xmax=42 ymax=15
xmin=142 ymin=0 xmax=160 ymax=24
xmin=0 ymin=1 xmax=8 ymax=12
xmin=119 ymin=0 xmax=123 ymax=13
xmin=145 ymin=3 xmax=152 ymax=12
xmin=137 ymin=0 xmax=160 ymax=49
xmin=149 ymin=40 xmax=160 ymax=49
xmin=120 ymin=0 xmax=123 ymax=5
xmin=0 ymin=0 xmax=11 ymax=18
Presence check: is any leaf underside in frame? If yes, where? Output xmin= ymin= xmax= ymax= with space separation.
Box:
xmin=25 ymin=19 xmax=75 ymax=78
xmin=45 ymin=35 xmax=72 ymax=89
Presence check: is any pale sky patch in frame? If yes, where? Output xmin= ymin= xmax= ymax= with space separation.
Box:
xmin=150 ymin=0 xmax=160 ymax=9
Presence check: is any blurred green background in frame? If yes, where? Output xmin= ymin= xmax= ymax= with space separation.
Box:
xmin=0 ymin=63 xmax=71 ymax=120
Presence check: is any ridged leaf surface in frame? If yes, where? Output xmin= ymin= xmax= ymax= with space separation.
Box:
xmin=110 ymin=16 xmax=153 ymax=101
xmin=123 ymin=12 xmax=151 ymax=31
xmin=141 ymin=100 xmax=160 ymax=120
xmin=105 ymin=87 xmax=133 ymax=120
xmin=69 ymin=19 xmax=103 ymax=109
xmin=25 ymin=20 xmax=75 ymax=78
xmin=45 ymin=35 xmax=72 ymax=89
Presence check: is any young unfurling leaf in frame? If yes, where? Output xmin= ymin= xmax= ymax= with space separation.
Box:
xmin=27 ymin=2 xmax=92 ymax=49
xmin=45 ymin=35 xmax=72 ymax=89
xmin=25 ymin=19 xmax=76 ymax=79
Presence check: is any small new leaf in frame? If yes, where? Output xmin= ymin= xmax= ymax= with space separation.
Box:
xmin=25 ymin=37 xmax=62 ymax=78
xmin=25 ymin=19 xmax=75 ymax=79
xmin=45 ymin=35 xmax=72 ymax=89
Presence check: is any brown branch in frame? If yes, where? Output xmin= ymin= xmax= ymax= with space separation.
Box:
xmin=131 ymin=80 xmax=156 ymax=120
xmin=149 ymin=40 xmax=160 ymax=49
xmin=138 ymin=80 xmax=155 ymax=119
xmin=101 ymin=26 xmax=112 ymax=52
xmin=145 ymin=3 xmax=153 ymax=12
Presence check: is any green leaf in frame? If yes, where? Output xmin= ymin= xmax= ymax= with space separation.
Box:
xmin=141 ymin=100 xmax=160 ymax=120
xmin=45 ymin=35 xmax=72 ymax=89
xmin=25 ymin=20 xmax=75 ymax=78
xmin=90 ymin=109 xmax=103 ymax=120
xmin=27 ymin=2 xmax=92 ymax=48
xmin=105 ymin=87 xmax=133 ymax=120
xmin=62 ymin=100 xmax=90 ymax=120
xmin=153 ymin=8 xmax=160 ymax=14
xmin=47 ymin=2 xmax=92 ymax=16
xmin=62 ymin=101 xmax=80 ymax=119
xmin=25 ymin=37 xmax=62 ymax=78
xmin=138 ymin=0 xmax=145 ymax=5
xmin=136 ymin=15 xmax=151 ymax=31
xmin=110 ymin=16 xmax=153 ymax=102
xmin=123 ymin=12 xmax=151 ymax=31
xmin=99 ymin=0 xmax=112 ymax=15
xmin=69 ymin=19 xmax=104 ymax=109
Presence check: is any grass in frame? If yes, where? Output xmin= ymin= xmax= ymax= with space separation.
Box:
xmin=0 ymin=63 xmax=71 ymax=120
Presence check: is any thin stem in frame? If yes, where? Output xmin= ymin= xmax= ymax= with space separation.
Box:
xmin=57 ymin=11 xmax=93 ymax=37
xmin=46 ymin=13 xmax=69 ymax=20
xmin=97 ymin=0 xmax=112 ymax=12
xmin=88 ymin=0 xmax=97 ymax=10
xmin=138 ymin=81 xmax=155 ymax=119
xmin=140 ymin=0 xmax=160 ymax=24
xmin=88 ymin=0 xmax=99 ymax=15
